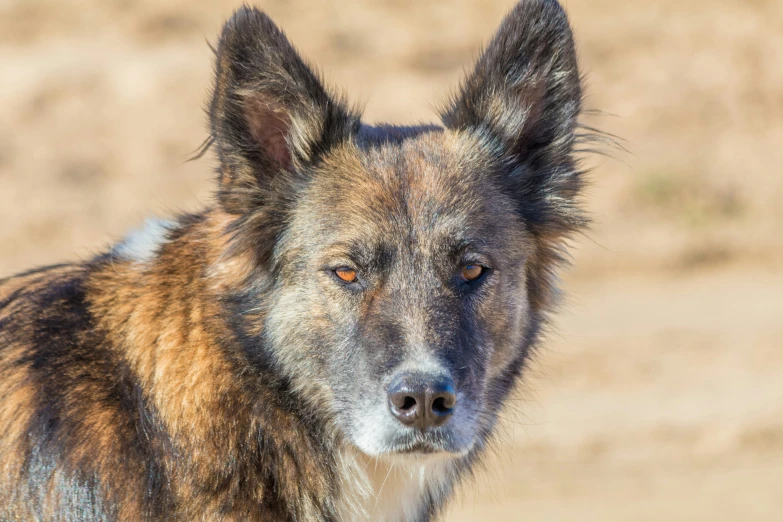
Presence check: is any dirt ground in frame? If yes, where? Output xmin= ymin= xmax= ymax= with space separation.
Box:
xmin=1 ymin=0 xmax=781 ymax=520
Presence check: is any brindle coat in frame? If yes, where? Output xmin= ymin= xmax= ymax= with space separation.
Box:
xmin=0 ymin=1 xmax=593 ymax=520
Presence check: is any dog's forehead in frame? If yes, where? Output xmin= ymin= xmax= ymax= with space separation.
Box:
xmin=309 ymin=129 xmax=500 ymax=230
xmin=288 ymin=128 xmax=523 ymax=263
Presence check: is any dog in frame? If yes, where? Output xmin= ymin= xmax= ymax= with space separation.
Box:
xmin=0 ymin=1 xmax=593 ymax=520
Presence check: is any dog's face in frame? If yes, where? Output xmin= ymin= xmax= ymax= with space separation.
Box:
xmin=271 ymin=131 xmax=533 ymax=456
xmin=210 ymin=1 xmax=584 ymax=458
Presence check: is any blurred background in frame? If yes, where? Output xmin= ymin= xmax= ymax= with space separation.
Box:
xmin=1 ymin=0 xmax=781 ymax=519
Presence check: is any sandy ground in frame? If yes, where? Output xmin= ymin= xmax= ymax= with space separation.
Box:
xmin=1 ymin=0 xmax=781 ymax=520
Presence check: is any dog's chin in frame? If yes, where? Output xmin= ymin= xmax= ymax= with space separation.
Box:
xmin=383 ymin=442 xmax=473 ymax=462
xmin=350 ymin=431 xmax=475 ymax=460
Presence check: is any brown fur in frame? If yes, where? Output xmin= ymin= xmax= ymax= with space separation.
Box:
xmin=1 ymin=213 xmax=345 ymax=520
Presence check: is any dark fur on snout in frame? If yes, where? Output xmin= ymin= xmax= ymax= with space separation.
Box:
xmin=0 ymin=1 xmax=596 ymax=520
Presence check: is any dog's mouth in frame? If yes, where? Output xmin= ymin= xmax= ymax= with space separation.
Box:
xmin=380 ymin=429 xmax=474 ymax=457
xmin=391 ymin=440 xmax=441 ymax=455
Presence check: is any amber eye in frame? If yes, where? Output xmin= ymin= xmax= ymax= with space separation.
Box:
xmin=335 ymin=267 xmax=358 ymax=283
xmin=461 ymin=264 xmax=484 ymax=282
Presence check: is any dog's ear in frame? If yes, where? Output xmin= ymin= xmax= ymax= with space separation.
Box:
xmin=442 ymin=0 xmax=585 ymax=238
xmin=442 ymin=0 xmax=581 ymax=165
xmin=209 ymin=7 xmax=359 ymax=215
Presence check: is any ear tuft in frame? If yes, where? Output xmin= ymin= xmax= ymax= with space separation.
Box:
xmin=243 ymin=99 xmax=292 ymax=172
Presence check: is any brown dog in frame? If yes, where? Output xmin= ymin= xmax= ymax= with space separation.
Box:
xmin=0 ymin=1 xmax=594 ymax=520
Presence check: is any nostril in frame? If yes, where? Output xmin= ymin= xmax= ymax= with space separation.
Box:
xmin=431 ymin=396 xmax=453 ymax=415
xmin=400 ymin=396 xmax=417 ymax=411
xmin=389 ymin=389 xmax=421 ymax=427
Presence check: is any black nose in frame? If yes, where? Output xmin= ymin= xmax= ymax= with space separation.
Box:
xmin=387 ymin=372 xmax=456 ymax=429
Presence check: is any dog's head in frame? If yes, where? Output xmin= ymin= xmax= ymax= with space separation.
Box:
xmin=210 ymin=0 xmax=584 ymax=458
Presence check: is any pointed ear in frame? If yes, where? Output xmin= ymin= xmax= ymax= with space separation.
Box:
xmin=441 ymin=0 xmax=581 ymax=165
xmin=209 ymin=7 xmax=360 ymax=215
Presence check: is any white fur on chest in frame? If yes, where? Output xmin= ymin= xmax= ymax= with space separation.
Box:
xmin=336 ymin=449 xmax=457 ymax=522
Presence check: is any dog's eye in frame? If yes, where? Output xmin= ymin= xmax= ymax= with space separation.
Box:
xmin=460 ymin=264 xmax=484 ymax=282
xmin=335 ymin=267 xmax=358 ymax=283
